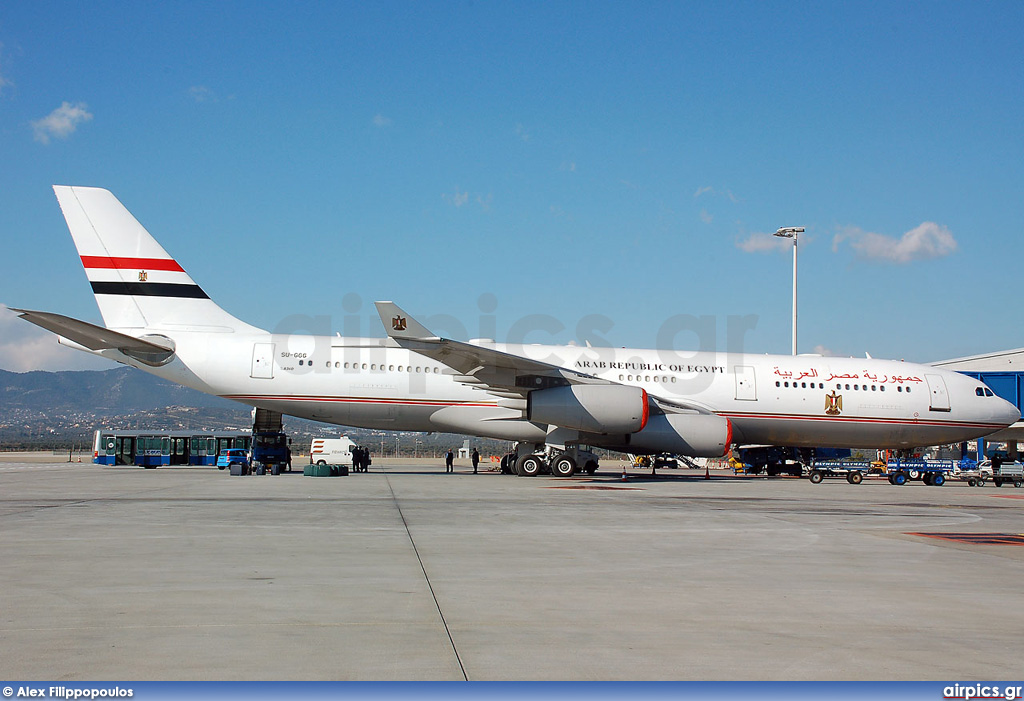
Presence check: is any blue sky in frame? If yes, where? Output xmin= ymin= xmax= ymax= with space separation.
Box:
xmin=1 ymin=1 xmax=1022 ymax=371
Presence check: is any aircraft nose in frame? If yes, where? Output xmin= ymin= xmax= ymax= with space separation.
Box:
xmin=1001 ymin=397 xmax=1021 ymax=426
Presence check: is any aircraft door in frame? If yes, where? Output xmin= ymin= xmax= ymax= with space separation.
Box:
xmin=925 ymin=374 xmax=951 ymax=412
xmin=734 ymin=366 xmax=757 ymax=401
xmin=251 ymin=343 xmax=275 ymax=379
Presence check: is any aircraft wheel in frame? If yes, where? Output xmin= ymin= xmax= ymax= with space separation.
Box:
xmin=847 ymin=471 xmax=863 ymax=484
xmin=932 ymin=472 xmax=945 ymax=486
xmin=809 ymin=471 xmax=823 ymax=484
xmin=550 ymin=454 xmax=576 ymax=477
xmin=516 ymin=454 xmax=543 ymax=477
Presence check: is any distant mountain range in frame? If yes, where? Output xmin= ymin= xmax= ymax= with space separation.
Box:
xmin=0 ymin=366 xmax=238 ymax=414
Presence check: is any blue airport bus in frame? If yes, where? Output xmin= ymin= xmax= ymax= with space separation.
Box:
xmin=92 ymin=430 xmax=251 ymax=467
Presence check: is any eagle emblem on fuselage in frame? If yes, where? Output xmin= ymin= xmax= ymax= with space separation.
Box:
xmin=138 ymin=270 xmax=148 ymax=282
xmin=825 ymin=391 xmax=842 ymax=416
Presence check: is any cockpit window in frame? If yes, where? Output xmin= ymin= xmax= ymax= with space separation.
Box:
xmin=977 ymin=388 xmax=985 ymax=396
xmin=985 ymin=388 xmax=994 ymax=397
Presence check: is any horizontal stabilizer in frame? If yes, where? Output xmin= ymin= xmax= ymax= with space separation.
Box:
xmin=13 ymin=308 xmax=175 ymax=356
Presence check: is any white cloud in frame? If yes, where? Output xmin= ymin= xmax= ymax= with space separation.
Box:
xmin=699 ymin=209 xmax=713 ymax=224
xmin=189 ymin=85 xmax=215 ymax=102
xmin=694 ymin=186 xmax=739 ymax=202
xmin=372 ymin=113 xmax=393 ymax=128
xmin=0 ymin=306 xmax=116 ymax=371
xmin=31 ymin=101 xmax=93 ymax=144
xmin=736 ymin=232 xmax=793 ymax=254
xmin=832 ymin=222 xmax=957 ymax=264
xmin=813 ymin=344 xmax=836 ymax=357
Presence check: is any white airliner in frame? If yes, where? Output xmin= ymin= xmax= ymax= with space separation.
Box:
xmin=13 ymin=186 xmax=1020 ymax=475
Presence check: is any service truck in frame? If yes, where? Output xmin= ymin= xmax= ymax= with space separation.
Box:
xmin=310 ymin=437 xmax=355 ymax=466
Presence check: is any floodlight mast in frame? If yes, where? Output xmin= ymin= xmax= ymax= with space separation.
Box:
xmin=773 ymin=227 xmax=804 ymax=355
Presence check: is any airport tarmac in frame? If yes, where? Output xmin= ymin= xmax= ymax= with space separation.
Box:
xmin=1 ymin=459 xmax=1022 ymax=681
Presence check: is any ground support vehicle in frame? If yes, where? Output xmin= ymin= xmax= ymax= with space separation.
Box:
xmin=883 ymin=459 xmax=965 ymax=486
xmin=310 ymin=437 xmax=355 ymax=466
xmin=806 ymin=460 xmax=872 ymax=484
xmin=217 ymin=448 xmax=251 ymax=475
xmin=992 ymin=461 xmax=1024 ymax=488
xmin=249 ymin=408 xmax=292 ymax=475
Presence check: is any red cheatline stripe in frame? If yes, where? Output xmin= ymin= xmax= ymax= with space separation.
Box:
xmin=223 ymin=395 xmax=498 ymax=408
xmin=720 ymin=411 xmax=1005 ymax=430
xmin=81 ymin=255 xmax=184 ymax=272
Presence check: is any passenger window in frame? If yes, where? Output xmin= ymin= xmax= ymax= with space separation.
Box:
xmin=776 ymin=381 xmax=780 ymax=387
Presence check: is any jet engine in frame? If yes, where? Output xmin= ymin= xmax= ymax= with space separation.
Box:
xmin=627 ymin=413 xmax=732 ymax=457
xmin=528 ymin=384 xmax=648 ymax=434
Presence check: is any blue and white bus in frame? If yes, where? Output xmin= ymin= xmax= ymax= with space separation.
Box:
xmin=92 ymin=430 xmax=252 ymax=467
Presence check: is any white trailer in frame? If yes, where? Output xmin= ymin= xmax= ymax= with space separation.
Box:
xmin=309 ymin=437 xmax=355 ymax=466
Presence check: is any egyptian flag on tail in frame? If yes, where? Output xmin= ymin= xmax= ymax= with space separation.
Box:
xmin=54 ymin=186 xmax=254 ymax=332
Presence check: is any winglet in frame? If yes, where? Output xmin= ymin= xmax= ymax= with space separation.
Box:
xmin=374 ymin=301 xmax=439 ymax=341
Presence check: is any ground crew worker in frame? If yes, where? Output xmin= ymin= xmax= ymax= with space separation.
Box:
xmin=472 ymin=448 xmax=480 ymax=474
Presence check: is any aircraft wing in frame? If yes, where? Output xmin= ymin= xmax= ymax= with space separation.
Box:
xmin=374 ymin=301 xmax=712 ymax=415
xmin=13 ymin=308 xmax=174 ymax=354
xmin=375 ymin=301 xmax=609 ymax=399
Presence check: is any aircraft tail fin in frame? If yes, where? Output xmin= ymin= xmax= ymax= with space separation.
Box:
xmin=53 ymin=186 xmax=259 ymax=333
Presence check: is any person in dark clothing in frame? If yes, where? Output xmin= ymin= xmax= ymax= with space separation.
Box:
xmin=472 ymin=448 xmax=480 ymax=474
xmin=445 ymin=449 xmax=454 ymax=473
